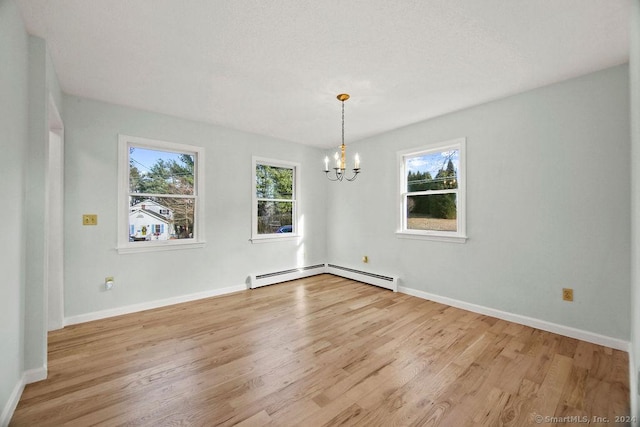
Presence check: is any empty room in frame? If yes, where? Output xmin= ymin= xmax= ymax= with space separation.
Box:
xmin=2 ymin=0 xmax=640 ymax=425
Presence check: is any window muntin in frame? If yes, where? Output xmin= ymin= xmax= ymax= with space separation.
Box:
xmin=399 ymin=139 xmax=466 ymax=242
xmin=252 ymin=158 xmax=299 ymax=241
xmin=118 ymin=135 xmax=204 ymax=253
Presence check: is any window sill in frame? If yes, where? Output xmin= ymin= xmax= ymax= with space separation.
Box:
xmin=396 ymin=231 xmax=468 ymax=244
xmin=117 ymin=240 xmax=206 ymax=254
xmin=250 ymin=235 xmax=300 ymax=244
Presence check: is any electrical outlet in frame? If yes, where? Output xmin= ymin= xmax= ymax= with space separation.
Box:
xmin=105 ymin=276 xmax=114 ymax=290
xmin=83 ymin=214 xmax=98 ymax=226
xmin=562 ymin=288 xmax=574 ymax=302
xmin=362 ymin=255 xmax=369 ymax=263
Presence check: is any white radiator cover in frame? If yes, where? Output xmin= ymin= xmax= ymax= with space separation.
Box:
xmin=249 ymin=263 xmax=398 ymax=292
xmin=249 ymin=264 xmax=327 ymax=288
xmin=326 ymin=264 xmax=398 ymax=292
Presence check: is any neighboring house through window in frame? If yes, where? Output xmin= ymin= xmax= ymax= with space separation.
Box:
xmin=118 ymin=135 xmax=205 ymax=253
xmin=129 ymin=199 xmax=171 ymax=241
xmin=251 ymin=157 xmax=299 ymax=242
xmin=397 ymin=138 xmax=467 ymax=243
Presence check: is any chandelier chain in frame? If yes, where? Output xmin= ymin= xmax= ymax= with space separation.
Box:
xmin=341 ymin=98 xmax=345 ymax=147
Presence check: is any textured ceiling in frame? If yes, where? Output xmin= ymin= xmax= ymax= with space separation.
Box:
xmin=17 ymin=0 xmax=630 ymax=148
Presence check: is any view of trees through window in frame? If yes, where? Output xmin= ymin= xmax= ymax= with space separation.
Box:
xmin=256 ymin=164 xmax=294 ymax=234
xmin=405 ymin=149 xmax=459 ymax=232
xmin=129 ymin=147 xmax=196 ymax=241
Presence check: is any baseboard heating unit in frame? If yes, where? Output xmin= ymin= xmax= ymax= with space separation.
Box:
xmin=326 ymin=264 xmax=398 ymax=292
xmin=249 ymin=264 xmax=327 ymax=289
xmin=249 ymin=263 xmax=398 ymax=292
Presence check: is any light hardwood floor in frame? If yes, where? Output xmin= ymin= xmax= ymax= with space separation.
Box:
xmin=11 ymin=274 xmax=630 ymax=426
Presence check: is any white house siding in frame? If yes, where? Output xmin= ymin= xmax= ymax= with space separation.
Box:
xmin=129 ymin=209 xmax=171 ymax=240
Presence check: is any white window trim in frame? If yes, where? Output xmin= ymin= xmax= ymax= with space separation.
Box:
xmin=396 ymin=137 xmax=467 ymax=243
xmin=251 ymin=156 xmax=300 ymax=243
xmin=117 ymin=134 xmax=205 ymax=254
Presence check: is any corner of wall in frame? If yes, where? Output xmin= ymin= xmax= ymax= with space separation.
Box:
xmin=630 ymin=0 xmax=640 ymax=421
xmin=0 ymin=0 xmax=31 ymax=423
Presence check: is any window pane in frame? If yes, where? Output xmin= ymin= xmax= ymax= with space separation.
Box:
xmin=129 ymin=196 xmax=195 ymax=241
xmin=130 ymin=147 xmax=195 ymax=195
xmin=257 ymin=201 xmax=293 ymax=234
xmin=256 ymin=165 xmax=294 ymax=199
xmin=407 ymin=194 xmax=457 ymax=232
xmin=406 ymin=149 xmax=459 ymax=192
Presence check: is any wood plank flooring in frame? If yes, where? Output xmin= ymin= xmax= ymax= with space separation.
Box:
xmin=11 ymin=274 xmax=630 ymax=426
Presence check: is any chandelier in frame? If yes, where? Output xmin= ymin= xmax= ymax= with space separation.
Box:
xmin=324 ymin=93 xmax=360 ymax=181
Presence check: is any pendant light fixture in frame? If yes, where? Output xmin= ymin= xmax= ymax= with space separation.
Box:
xmin=324 ymin=93 xmax=360 ymax=181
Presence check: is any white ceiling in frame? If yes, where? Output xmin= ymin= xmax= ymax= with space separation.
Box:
xmin=17 ymin=0 xmax=630 ymax=148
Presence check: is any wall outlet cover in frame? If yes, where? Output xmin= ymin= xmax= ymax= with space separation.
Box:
xmin=562 ymin=288 xmax=574 ymax=302
xmin=83 ymin=214 xmax=98 ymax=226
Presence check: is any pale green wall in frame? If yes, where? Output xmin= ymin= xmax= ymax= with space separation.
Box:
xmin=24 ymin=36 xmax=48 ymax=374
xmin=62 ymin=95 xmax=327 ymax=318
xmin=328 ymin=65 xmax=631 ymax=341
xmin=630 ymin=0 xmax=639 ymax=419
xmin=0 ymin=2 xmax=63 ymax=419
xmin=0 ymin=0 xmax=29 ymax=418
xmin=23 ymin=35 xmax=63 ymax=373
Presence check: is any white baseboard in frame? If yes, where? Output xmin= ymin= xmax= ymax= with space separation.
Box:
xmin=631 ymin=349 xmax=638 ymax=423
xmin=64 ymin=284 xmax=246 ymax=326
xmin=0 ymin=365 xmax=48 ymax=427
xmin=1 ymin=375 xmax=25 ymax=427
xmin=399 ymin=286 xmax=630 ymax=352
xmin=24 ymin=366 xmax=47 ymax=384
xmin=48 ymin=319 xmax=64 ymax=332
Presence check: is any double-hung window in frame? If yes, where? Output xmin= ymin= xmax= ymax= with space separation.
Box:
xmin=118 ymin=135 xmax=205 ymax=253
xmin=398 ymin=138 xmax=467 ymax=243
xmin=252 ymin=157 xmax=299 ymax=242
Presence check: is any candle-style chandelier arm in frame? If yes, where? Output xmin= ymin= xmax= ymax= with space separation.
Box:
xmin=345 ymin=168 xmax=360 ymax=181
xmin=324 ymin=167 xmax=360 ymax=182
